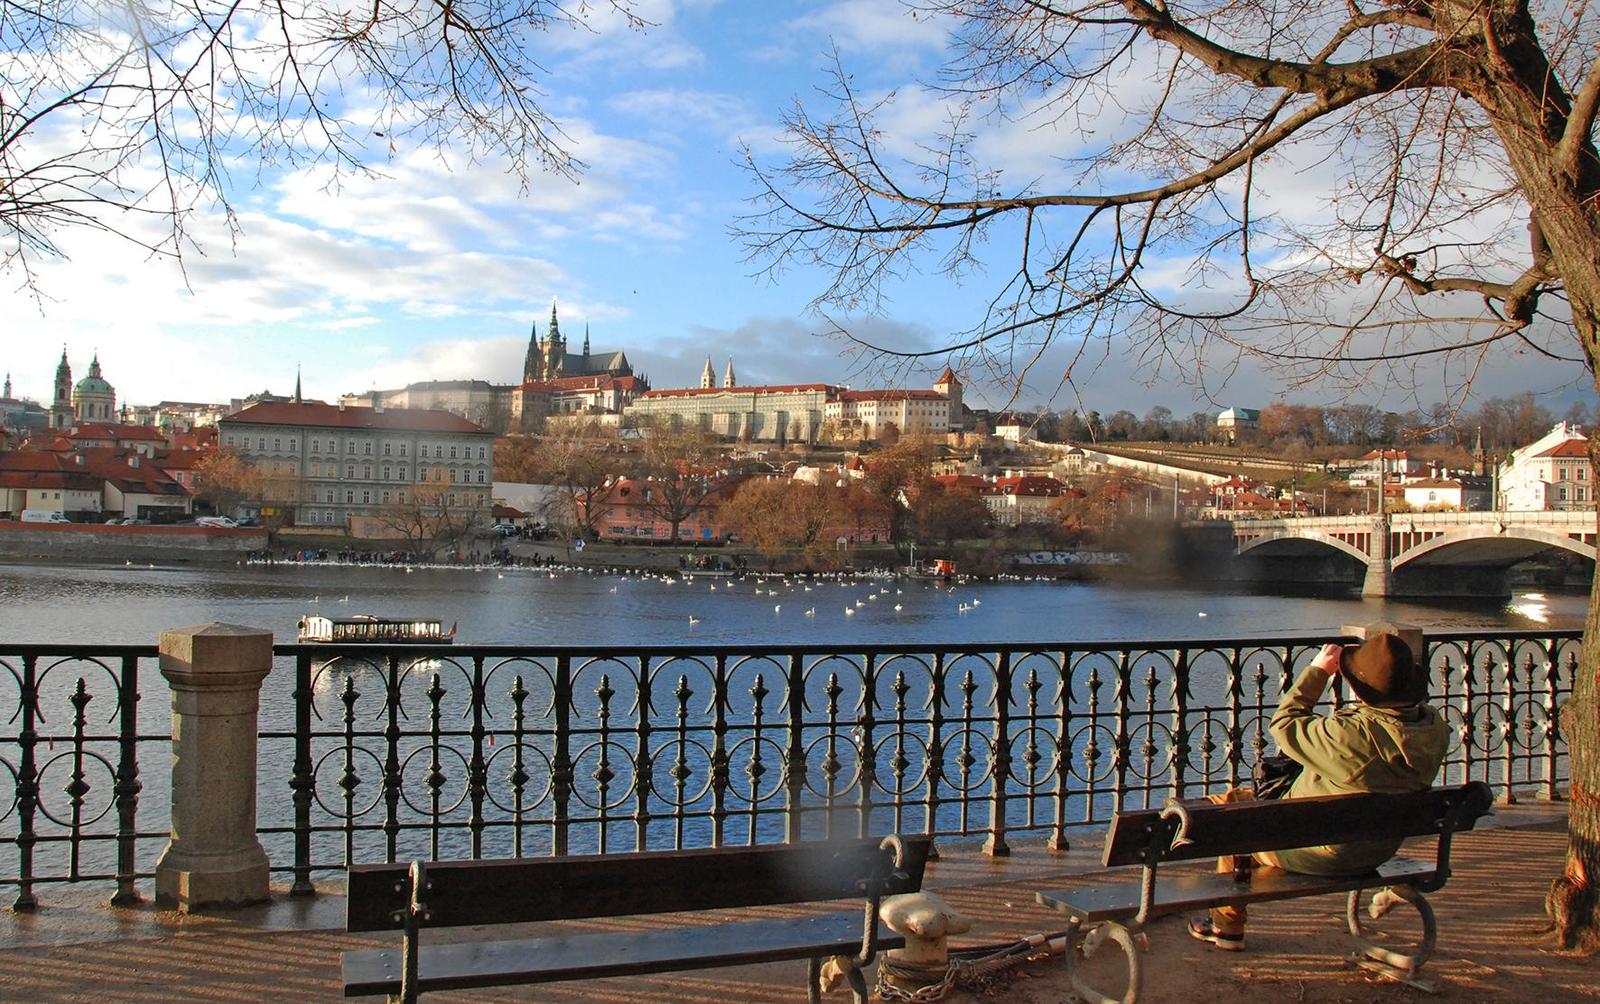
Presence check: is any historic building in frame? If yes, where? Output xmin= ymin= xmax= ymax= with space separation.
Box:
xmin=220 ymin=400 xmax=495 ymax=529
xmin=46 ymin=348 xmax=119 ymax=428
xmin=825 ymin=389 xmax=951 ymax=441
xmin=1499 ymin=422 xmax=1595 ymax=510
xmin=625 ymin=384 xmax=835 ymax=444
xmin=523 ymin=302 xmax=634 ymax=383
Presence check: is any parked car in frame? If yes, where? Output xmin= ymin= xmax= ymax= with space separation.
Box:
xmin=492 ymin=522 xmax=519 ymax=537
xmin=196 ymin=516 xmax=239 ymax=529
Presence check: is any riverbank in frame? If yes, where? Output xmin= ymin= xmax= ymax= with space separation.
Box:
xmin=0 ymin=521 xmax=266 ymax=564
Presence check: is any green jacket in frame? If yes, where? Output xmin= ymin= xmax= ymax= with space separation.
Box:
xmin=1267 ymin=665 xmax=1451 ymax=876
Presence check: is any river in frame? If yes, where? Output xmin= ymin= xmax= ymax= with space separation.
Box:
xmin=0 ymin=559 xmax=1587 ymax=646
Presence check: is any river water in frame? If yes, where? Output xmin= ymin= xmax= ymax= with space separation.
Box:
xmin=0 ymin=560 xmax=1588 ymax=646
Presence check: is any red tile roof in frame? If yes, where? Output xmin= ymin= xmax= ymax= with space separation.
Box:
xmin=982 ymin=475 xmax=1065 ymax=497
xmin=834 ymin=389 xmax=946 ymax=402
xmin=67 ymin=423 xmax=165 ymax=441
xmin=639 ymin=384 xmax=834 ymax=400
xmin=1536 ymin=439 xmax=1589 ymax=458
xmin=223 ymin=401 xmax=489 ymax=434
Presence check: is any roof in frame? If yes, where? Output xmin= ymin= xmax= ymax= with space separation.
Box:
xmin=935 ymin=367 xmax=960 ymax=386
xmin=1358 ymin=448 xmax=1410 ymax=461
xmin=1216 ymin=407 xmax=1260 ymax=421
xmin=65 ymin=423 xmax=164 ymax=441
xmin=834 ymin=389 xmax=947 ymax=402
xmin=1404 ymin=478 xmax=1462 ymax=488
xmin=222 ymin=401 xmax=489 ymax=434
xmin=982 ymin=475 xmax=1065 ymax=497
xmin=638 ymin=384 xmax=834 ymax=400
xmin=1536 ymin=439 xmax=1589 ymax=458
xmin=74 ymin=375 xmax=114 ymax=395
xmin=0 ymin=449 xmax=187 ymax=495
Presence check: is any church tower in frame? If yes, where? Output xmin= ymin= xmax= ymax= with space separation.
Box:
xmin=583 ymin=324 xmax=591 ymax=359
xmin=542 ymin=301 xmax=566 ymax=380
xmin=50 ymin=347 xmax=73 ymax=429
xmin=522 ymin=314 xmax=542 ymax=384
xmin=723 ymin=358 xmax=736 ymax=388
xmin=700 ymin=356 xmax=715 ymax=389
xmin=934 ymin=366 xmax=964 ymax=433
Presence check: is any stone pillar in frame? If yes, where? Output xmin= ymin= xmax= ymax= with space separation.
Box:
xmin=1340 ymin=620 xmax=1424 ymax=666
xmin=155 ymin=624 xmax=273 ymax=911
xmin=1360 ymin=514 xmax=1392 ymax=598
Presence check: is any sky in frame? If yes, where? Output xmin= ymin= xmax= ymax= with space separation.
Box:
xmin=5 ymin=0 xmax=1596 ymax=420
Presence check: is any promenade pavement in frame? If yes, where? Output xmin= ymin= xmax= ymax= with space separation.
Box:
xmin=0 ymin=805 xmax=1589 ymax=1003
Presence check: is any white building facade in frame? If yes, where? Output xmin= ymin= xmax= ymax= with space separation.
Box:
xmin=1498 ymin=422 xmax=1594 ymax=510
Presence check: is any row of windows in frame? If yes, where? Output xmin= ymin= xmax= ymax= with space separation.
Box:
xmin=315 ymin=490 xmax=488 ymax=506
xmin=303 ymin=464 xmax=487 ymax=484
xmin=224 ymin=432 xmax=488 ymax=462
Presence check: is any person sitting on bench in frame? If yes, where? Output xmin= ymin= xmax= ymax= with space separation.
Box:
xmin=1189 ymin=632 xmax=1451 ymax=951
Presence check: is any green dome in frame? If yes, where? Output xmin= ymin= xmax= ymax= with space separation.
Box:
xmin=75 ymin=375 xmax=114 ymax=395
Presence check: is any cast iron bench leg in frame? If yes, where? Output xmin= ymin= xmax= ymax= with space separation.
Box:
xmin=1061 ymin=918 xmax=1143 ymax=1004
xmin=1346 ymin=885 xmax=1438 ymax=990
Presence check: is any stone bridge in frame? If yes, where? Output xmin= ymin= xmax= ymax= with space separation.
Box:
xmin=1227 ymin=511 xmax=1597 ymax=598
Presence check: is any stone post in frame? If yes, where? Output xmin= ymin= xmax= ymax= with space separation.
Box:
xmin=155 ymin=624 xmax=273 ymax=911
xmin=1340 ymin=620 xmax=1424 ymax=666
xmin=1360 ymin=513 xmax=1392 ymax=598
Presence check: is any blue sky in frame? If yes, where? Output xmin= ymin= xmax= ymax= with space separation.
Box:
xmin=6 ymin=0 xmax=1595 ymax=419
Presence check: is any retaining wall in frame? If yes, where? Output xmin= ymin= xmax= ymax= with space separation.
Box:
xmin=0 ymin=522 xmax=267 ymax=562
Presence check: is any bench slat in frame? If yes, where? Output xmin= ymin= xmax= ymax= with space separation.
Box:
xmin=348 ymin=836 xmax=931 ymax=932
xmin=342 ymin=911 xmax=903 ymax=996
xmin=1102 ymin=783 xmax=1491 ymax=867
xmin=1035 ymin=855 xmax=1437 ymax=924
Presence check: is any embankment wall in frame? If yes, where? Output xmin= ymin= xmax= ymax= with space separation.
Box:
xmin=0 ymin=522 xmax=267 ymax=563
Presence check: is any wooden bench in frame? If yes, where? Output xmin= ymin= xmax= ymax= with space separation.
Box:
xmin=341 ymin=834 xmax=931 ymax=1004
xmin=1034 ymin=782 xmax=1493 ymax=1004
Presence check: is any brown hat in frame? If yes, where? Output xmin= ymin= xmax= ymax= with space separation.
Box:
xmin=1341 ymin=634 xmax=1428 ymax=708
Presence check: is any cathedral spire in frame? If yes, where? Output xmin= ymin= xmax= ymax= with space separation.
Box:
xmin=583 ymin=323 xmax=590 ymax=357
xmin=701 ymin=355 xmax=715 ymax=389
xmin=294 ymin=365 xmax=303 ymax=404
xmin=723 ymin=358 xmax=736 ymax=388
xmin=88 ymin=351 xmax=102 ymax=379
xmin=523 ymin=313 xmax=541 ymax=383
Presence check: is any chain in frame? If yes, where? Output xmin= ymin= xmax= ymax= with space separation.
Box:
xmin=874 ymin=945 xmax=1044 ymax=1001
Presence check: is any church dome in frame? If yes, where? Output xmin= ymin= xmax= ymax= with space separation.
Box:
xmin=75 ymin=374 xmax=114 ymax=395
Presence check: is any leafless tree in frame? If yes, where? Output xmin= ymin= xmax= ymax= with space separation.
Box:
xmin=3 ymin=0 xmax=640 ymax=290
xmin=741 ymin=0 xmax=1600 ymax=951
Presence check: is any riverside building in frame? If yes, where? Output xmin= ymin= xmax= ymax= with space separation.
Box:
xmin=219 ymin=400 xmax=495 ymax=529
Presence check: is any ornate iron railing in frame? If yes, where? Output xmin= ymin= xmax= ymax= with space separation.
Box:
xmin=263 ymin=630 xmax=1577 ymax=895
xmin=0 ymin=630 xmax=1579 ymax=906
xmin=0 ymin=646 xmax=165 ymax=909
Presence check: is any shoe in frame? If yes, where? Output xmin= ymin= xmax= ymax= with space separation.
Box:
xmin=1188 ymin=916 xmax=1246 ymax=951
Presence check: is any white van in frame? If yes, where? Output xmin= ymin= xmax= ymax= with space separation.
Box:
xmin=196 ymin=516 xmax=239 ymax=528
xmin=20 ymin=510 xmax=72 ymax=524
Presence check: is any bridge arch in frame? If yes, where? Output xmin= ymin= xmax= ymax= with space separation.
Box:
xmin=1235 ymin=530 xmax=1371 ymax=566
xmin=1392 ymin=527 xmax=1597 ymax=569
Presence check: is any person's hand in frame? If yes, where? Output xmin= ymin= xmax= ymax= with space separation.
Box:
xmin=1310 ymin=643 xmax=1345 ymax=674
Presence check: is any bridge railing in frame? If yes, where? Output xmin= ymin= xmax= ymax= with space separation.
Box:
xmin=0 ymin=629 xmax=1579 ymax=906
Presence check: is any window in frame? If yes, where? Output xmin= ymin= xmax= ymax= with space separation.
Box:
xmin=361 ymin=491 xmax=371 ymax=504
xmin=383 ymin=467 xmax=390 ymax=480
xmin=289 ymin=439 xmax=296 ymax=451
xmin=364 ymin=442 xmax=372 ymax=456
xmin=476 ymin=471 xmax=485 ymax=483
xmin=1561 ymin=467 xmax=1570 ymax=480
xmin=384 ymin=443 xmax=392 ymax=456
xmin=257 ymin=438 xmax=266 ymax=451
xmin=310 ymin=439 xmax=319 ymax=453
xmin=346 ymin=465 xmax=355 ymax=479
xmin=273 ymin=438 xmax=281 ymax=451
xmin=348 ymin=440 xmax=356 ymax=453
xmin=325 ymin=490 xmax=334 ymax=503
xmin=382 ymin=491 xmax=391 ymax=504
xmin=400 ymin=443 xmax=408 ymax=457
xmin=325 ymin=511 xmax=334 ymax=524
xmin=345 ymin=491 xmax=354 ymax=504
xmin=363 ymin=466 xmax=372 ymax=480
xmin=449 ymin=446 xmax=457 ymax=459
xmin=478 ymin=446 xmax=486 ymax=459
xmin=1582 ymin=468 xmax=1588 ymax=481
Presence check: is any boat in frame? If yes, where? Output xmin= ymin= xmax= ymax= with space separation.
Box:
xmin=904 ymin=558 xmax=959 ymax=581
xmin=297 ymin=614 xmax=457 ymax=644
